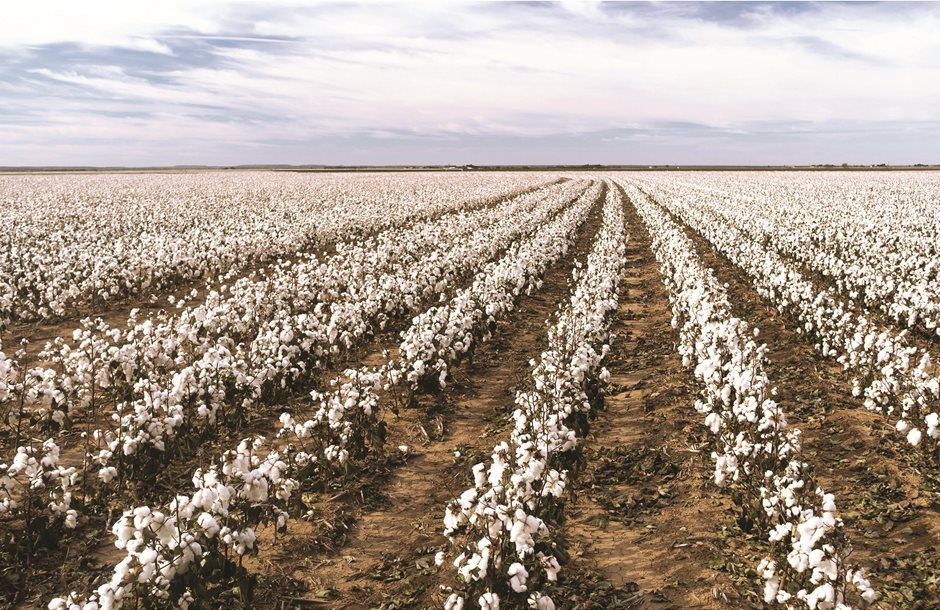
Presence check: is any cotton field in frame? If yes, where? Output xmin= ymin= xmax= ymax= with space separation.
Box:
xmin=1 ymin=171 xmax=938 ymax=610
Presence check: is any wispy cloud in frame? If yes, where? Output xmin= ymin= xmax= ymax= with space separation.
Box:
xmin=1 ymin=1 xmax=938 ymax=165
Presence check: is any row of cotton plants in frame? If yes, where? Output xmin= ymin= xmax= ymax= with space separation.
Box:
xmin=632 ymin=171 xmax=940 ymax=339
xmin=622 ymin=182 xmax=876 ymax=610
xmin=434 ymin=182 xmax=626 ymax=610
xmin=0 ymin=179 xmax=577 ymax=463
xmin=2 ymin=178 xmax=580 ymax=441
xmin=632 ymin=178 xmax=940 ymax=455
xmin=46 ymin=181 xmax=603 ymax=610
xmin=279 ymin=181 xmax=603 ymax=488
xmin=0 ymin=171 xmax=552 ymax=327
xmin=1 ymin=181 xmax=589 ymax=567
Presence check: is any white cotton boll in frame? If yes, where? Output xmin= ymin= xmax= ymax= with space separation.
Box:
xmin=138 ymin=547 xmax=158 ymax=566
xmin=479 ymin=592 xmax=500 ymax=610
xmin=907 ymin=427 xmax=922 ymax=446
xmin=852 ymin=570 xmax=878 ymax=603
xmin=197 ymin=512 xmax=220 ymax=537
xmin=803 ymin=582 xmax=835 ymax=610
xmin=472 ymin=463 xmax=486 ymax=488
xmin=98 ymin=467 xmax=118 ymax=483
xmin=178 ymin=590 xmax=195 ymax=610
xmin=896 ymin=419 xmax=910 ymax=433
xmin=434 ymin=551 xmax=445 ymax=566
xmin=508 ymin=562 xmax=529 ymax=592
xmin=925 ymin=412 xmax=939 ymax=438
xmin=133 ymin=506 xmax=152 ymax=528
xmin=763 ymin=576 xmax=780 ymax=604
xmin=704 ymin=411 xmax=722 ymax=433
xmin=444 ymin=594 xmax=465 ymax=610
xmin=527 ymin=594 xmax=555 ymax=610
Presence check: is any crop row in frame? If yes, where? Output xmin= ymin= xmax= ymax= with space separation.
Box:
xmin=437 ymin=181 xmax=626 ymax=610
xmin=633 ymin=172 xmax=940 ymax=339
xmin=0 ymin=172 xmax=551 ymax=327
xmin=622 ymin=181 xmax=876 ymax=610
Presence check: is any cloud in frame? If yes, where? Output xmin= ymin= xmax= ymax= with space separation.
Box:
xmin=0 ymin=1 xmax=938 ymax=165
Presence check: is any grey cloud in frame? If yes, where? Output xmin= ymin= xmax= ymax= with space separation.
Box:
xmin=0 ymin=1 xmax=938 ymax=166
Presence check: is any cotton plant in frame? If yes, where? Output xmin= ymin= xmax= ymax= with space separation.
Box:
xmin=440 ymin=183 xmax=626 ymax=608
xmin=0 ymin=344 xmax=81 ymax=558
xmin=278 ymin=366 xmax=385 ymax=479
xmin=48 ymin=437 xmax=297 ymax=610
xmin=0 ymin=439 xmax=79 ymax=532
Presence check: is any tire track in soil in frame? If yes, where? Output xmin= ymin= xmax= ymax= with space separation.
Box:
xmin=561 ymin=192 xmax=736 ymax=610
xmin=250 ymin=188 xmax=606 ymax=610
xmin=650 ymin=193 xmax=940 ymax=608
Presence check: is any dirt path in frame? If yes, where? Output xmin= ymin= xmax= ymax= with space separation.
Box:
xmin=657 ymin=195 xmax=940 ymax=608
xmin=248 ymin=193 xmax=606 ymax=610
xmin=560 ymin=192 xmax=736 ymax=609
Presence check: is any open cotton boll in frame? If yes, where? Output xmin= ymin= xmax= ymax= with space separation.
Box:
xmin=444 ymin=594 xmax=465 ymax=610
xmin=926 ymin=412 xmax=940 ymax=438
xmin=507 ymin=562 xmax=529 ymax=592
xmin=479 ymin=592 xmax=500 ymax=610
xmin=527 ymin=593 xmax=555 ymax=610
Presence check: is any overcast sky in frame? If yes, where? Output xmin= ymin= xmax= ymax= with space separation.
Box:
xmin=2 ymin=1 xmax=938 ymax=166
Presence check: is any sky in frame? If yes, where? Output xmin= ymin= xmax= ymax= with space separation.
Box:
xmin=1 ymin=1 xmax=939 ymax=166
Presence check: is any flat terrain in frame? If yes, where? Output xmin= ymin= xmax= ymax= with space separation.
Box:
xmin=3 ymin=171 xmax=939 ymax=610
